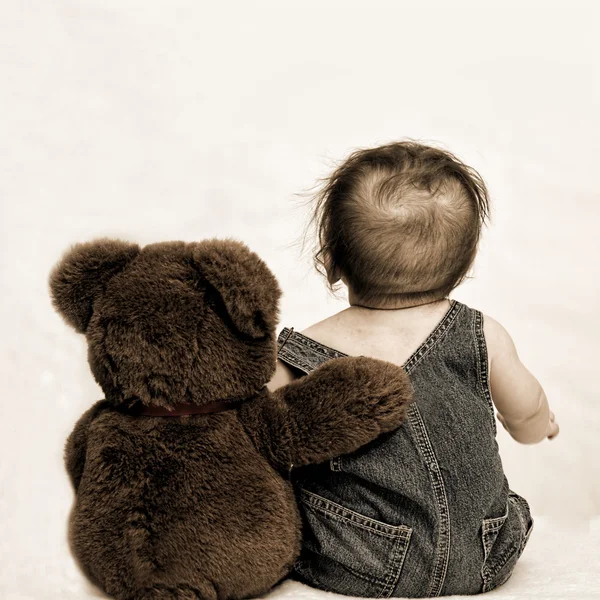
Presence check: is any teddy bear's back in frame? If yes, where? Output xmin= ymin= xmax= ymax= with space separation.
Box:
xmin=69 ymin=408 xmax=301 ymax=598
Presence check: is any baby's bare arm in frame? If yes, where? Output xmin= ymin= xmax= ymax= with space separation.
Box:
xmin=266 ymin=359 xmax=300 ymax=392
xmin=484 ymin=315 xmax=558 ymax=444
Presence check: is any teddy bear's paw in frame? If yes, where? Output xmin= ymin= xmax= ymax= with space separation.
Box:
xmin=337 ymin=356 xmax=414 ymax=432
xmin=132 ymin=583 xmax=214 ymax=600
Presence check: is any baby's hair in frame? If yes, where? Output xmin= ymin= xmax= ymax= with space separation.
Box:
xmin=300 ymin=139 xmax=491 ymax=306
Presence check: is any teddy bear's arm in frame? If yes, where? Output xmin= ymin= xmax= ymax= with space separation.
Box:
xmin=240 ymin=356 xmax=413 ymax=473
xmin=237 ymin=390 xmax=295 ymax=475
xmin=64 ymin=399 xmax=110 ymax=491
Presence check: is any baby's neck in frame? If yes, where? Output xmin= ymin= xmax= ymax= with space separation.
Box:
xmin=347 ymin=288 xmax=448 ymax=311
xmin=333 ymin=295 xmax=451 ymax=333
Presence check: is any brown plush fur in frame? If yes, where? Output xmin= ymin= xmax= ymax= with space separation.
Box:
xmin=49 ymin=237 xmax=414 ymax=600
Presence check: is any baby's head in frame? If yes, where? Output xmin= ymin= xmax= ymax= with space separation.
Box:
xmin=305 ymin=140 xmax=491 ymax=308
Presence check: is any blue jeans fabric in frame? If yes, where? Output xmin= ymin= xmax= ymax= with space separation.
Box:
xmin=277 ymin=299 xmax=533 ymax=597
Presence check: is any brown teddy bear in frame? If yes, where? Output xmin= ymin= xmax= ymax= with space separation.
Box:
xmin=49 ymin=237 xmax=413 ymax=600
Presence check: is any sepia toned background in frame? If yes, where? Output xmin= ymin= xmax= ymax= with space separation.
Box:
xmin=1 ymin=1 xmax=598 ymax=598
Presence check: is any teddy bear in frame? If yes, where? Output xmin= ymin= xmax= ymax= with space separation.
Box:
xmin=49 ymin=237 xmax=413 ymax=600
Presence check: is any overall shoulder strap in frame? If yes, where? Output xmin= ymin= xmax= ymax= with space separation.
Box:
xmin=276 ymin=327 xmax=349 ymax=375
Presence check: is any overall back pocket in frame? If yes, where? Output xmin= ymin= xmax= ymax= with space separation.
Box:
xmin=480 ymin=496 xmax=524 ymax=592
xmin=296 ymin=488 xmax=413 ymax=598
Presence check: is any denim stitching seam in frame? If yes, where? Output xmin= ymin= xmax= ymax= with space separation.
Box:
xmin=405 ymin=300 xmax=462 ymax=375
xmin=482 ymin=504 xmax=509 ymax=529
xmin=379 ymin=528 xmax=413 ymax=598
xmin=408 ymin=405 xmax=450 ymax=597
xmin=279 ymin=327 xmax=348 ymax=357
xmin=301 ymin=489 xmax=411 ymax=538
xmin=282 ymin=329 xmax=347 ymax=358
xmin=307 ymin=505 xmax=407 ymax=539
xmin=473 ymin=311 xmax=497 ymax=436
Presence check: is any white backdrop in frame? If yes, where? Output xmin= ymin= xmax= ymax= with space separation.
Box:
xmin=1 ymin=1 xmax=599 ymax=598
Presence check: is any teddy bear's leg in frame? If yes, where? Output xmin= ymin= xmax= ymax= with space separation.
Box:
xmin=273 ymin=356 xmax=414 ymax=468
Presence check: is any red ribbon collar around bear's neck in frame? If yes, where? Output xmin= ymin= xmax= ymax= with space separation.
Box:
xmin=133 ymin=399 xmax=247 ymax=417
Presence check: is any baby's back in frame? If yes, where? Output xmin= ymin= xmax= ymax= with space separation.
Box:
xmin=275 ymin=299 xmax=533 ymax=597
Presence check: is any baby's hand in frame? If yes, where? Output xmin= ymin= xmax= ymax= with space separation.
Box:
xmin=546 ymin=410 xmax=559 ymax=440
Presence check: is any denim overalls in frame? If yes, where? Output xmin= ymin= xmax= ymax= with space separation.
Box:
xmin=276 ymin=299 xmax=534 ymax=597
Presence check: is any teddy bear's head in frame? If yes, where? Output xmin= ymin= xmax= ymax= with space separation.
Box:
xmin=49 ymin=238 xmax=282 ymax=409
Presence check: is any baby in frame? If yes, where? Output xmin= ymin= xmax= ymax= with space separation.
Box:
xmin=267 ymin=140 xmax=559 ymax=597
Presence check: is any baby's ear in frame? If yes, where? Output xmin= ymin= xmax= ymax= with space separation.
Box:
xmin=49 ymin=238 xmax=141 ymax=333
xmin=190 ymin=238 xmax=281 ymax=339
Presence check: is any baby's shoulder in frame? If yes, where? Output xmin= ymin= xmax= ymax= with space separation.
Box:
xmin=481 ymin=313 xmax=519 ymax=369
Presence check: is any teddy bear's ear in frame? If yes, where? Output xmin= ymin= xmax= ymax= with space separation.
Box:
xmin=49 ymin=238 xmax=141 ymax=333
xmin=190 ymin=238 xmax=282 ymax=339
